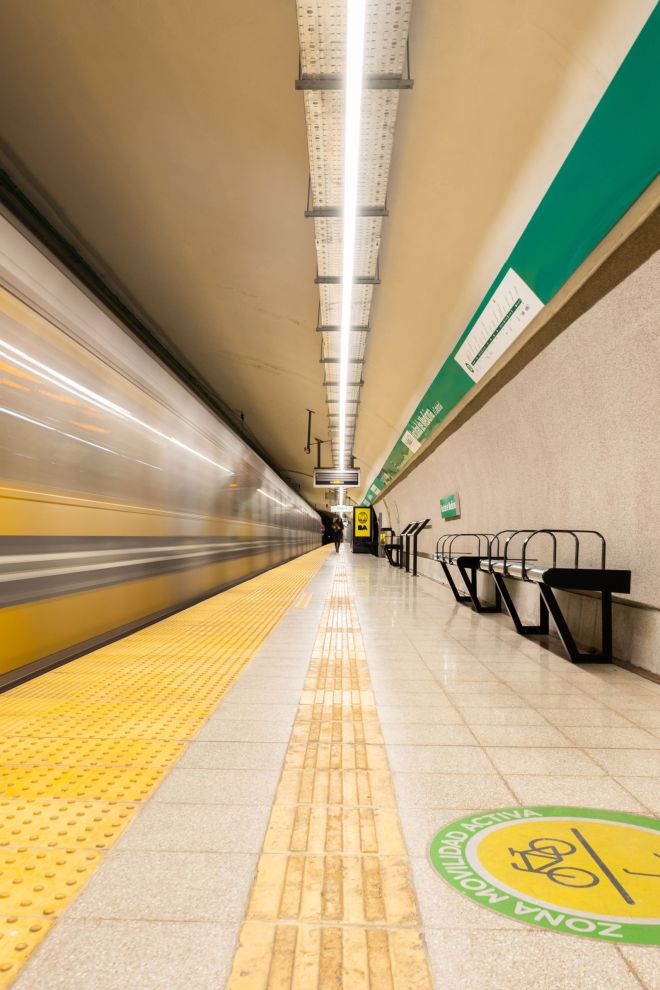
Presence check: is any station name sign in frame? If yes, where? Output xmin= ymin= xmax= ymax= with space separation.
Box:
xmin=440 ymin=492 xmax=460 ymax=519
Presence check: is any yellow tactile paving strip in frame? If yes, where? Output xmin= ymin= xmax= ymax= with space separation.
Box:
xmin=228 ymin=561 xmax=433 ymax=990
xmin=0 ymin=548 xmax=329 ymax=987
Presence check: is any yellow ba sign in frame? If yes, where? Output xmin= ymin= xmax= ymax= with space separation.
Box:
xmin=354 ymin=508 xmax=371 ymax=538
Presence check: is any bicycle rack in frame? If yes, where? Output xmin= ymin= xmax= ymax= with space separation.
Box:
xmin=433 ymin=532 xmax=501 ymax=612
xmin=488 ymin=530 xmax=550 ymax=635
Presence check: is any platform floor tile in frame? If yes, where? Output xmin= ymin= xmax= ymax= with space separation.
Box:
xmin=351 ymin=552 xmax=660 ymax=990
xmin=0 ymin=548 xmax=329 ymax=987
xmin=9 ymin=547 xmax=660 ymax=989
xmin=227 ymin=563 xmax=433 ymax=989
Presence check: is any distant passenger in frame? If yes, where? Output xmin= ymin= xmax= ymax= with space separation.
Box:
xmin=332 ymin=515 xmax=343 ymax=553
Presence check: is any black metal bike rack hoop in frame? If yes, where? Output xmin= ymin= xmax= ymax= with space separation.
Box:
xmin=433 ymin=532 xmax=501 ymax=613
xmin=477 ymin=528 xmax=630 ymax=664
xmin=433 ymin=528 xmax=631 ymax=664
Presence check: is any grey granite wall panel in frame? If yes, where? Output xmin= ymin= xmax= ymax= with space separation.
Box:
xmin=381 ymin=241 xmax=660 ymax=674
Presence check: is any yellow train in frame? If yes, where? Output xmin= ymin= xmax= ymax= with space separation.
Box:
xmin=0 ymin=211 xmax=320 ymax=686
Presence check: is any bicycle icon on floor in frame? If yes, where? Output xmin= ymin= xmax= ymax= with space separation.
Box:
xmin=508 ymin=837 xmax=599 ymax=888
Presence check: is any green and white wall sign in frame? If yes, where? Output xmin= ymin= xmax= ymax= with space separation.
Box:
xmin=440 ymin=493 xmax=460 ymax=520
xmin=363 ymin=7 xmax=660 ymax=506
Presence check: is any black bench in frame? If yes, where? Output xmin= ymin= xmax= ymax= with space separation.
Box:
xmin=436 ymin=528 xmax=631 ymax=664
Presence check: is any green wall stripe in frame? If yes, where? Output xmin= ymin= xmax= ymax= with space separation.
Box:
xmin=364 ymin=5 xmax=660 ymax=504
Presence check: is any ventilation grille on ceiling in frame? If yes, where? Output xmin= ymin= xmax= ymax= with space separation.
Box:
xmin=296 ymin=0 xmax=413 ymax=467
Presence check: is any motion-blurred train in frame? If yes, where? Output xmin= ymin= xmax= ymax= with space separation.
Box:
xmin=0 ymin=210 xmax=320 ymax=686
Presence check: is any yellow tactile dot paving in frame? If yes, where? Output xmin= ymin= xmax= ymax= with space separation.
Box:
xmin=0 ymin=737 xmax=186 ymax=768
xmin=0 ymin=716 xmax=209 ymax=741
xmin=0 ymin=918 xmax=53 ymax=984
xmin=0 ymin=547 xmax=328 ymax=986
xmin=0 ymin=766 xmax=164 ymax=802
xmin=0 ymin=801 xmax=136 ymax=849
xmin=228 ymin=564 xmax=433 ymax=989
xmin=0 ymin=849 xmax=100 ymax=916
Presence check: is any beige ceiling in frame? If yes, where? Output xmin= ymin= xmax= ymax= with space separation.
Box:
xmin=0 ymin=0 xmax=654 ymax=510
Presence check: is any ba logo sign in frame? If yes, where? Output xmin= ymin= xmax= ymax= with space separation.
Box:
xmin=354 ymin=508 xmax=371 ymax=538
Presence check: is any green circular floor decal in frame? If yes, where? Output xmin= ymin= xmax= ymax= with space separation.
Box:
xmin=429 ymin=806 xmax=660 ymax=945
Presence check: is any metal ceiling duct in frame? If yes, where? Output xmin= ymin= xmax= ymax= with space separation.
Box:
xmin=296 ymin=0 xmax=413 ymax=469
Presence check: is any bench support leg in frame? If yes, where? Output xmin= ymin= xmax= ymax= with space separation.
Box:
xmin=493 ymin=574 xmax=549 ymax=635
xmin=538 ymin=586 xmax=613 ymax=663
xmin=602 ymin=590 xmax=613 ymax=660
xmin=440 ymin=562 xmax=472 ymax=605
xmin=457 ymin=564 xmax=501 ymax=613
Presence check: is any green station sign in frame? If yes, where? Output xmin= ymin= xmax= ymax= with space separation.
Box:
xmin=440 ymin=493 xmax=460 ymax=520
xmin=430 ymin=806 xmax=660 ymax=945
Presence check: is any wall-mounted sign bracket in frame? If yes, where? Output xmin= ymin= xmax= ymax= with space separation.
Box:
xmin=314 ymin=436 xmax=332 ymax=469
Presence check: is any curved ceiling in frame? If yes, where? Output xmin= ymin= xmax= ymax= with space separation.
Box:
xmin=0 ymin=0 xmax=654 ymax=510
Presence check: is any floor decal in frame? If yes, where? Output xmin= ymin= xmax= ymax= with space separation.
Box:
xmin=430 ymin=806 xmax=660 ymax=945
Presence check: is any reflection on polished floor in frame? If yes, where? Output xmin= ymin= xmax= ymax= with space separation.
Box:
xmin=0 ymin=548 xmax=329 ymax=988
xmin=350 ymin=553 xmax=660 ymax=989
xmin=10 ymin=549 xmax=660 ymax=988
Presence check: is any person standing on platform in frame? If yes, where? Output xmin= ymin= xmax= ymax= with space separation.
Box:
xmin=331 ymin=515 xmax=343 ymax=553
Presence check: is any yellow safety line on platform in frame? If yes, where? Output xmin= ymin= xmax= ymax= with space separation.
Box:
xmin=228 ymin=560 xmax=433 ymax=989
xmin=0 ymin=548 xmax=330 ymax=986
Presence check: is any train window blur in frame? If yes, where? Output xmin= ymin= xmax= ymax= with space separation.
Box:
xmin=0 ymin=216 xmax=320 ymax=679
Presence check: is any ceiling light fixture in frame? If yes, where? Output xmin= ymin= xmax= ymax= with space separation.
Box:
xmin=338 ymin=0 xmax=366 ymax=469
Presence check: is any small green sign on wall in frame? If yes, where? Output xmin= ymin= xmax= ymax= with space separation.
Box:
xmin=440 ymin=493 xmax=460 ymax=520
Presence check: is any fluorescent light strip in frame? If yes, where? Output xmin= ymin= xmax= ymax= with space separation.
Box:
xmin=338 ymin=0 xmax=366 ymax=469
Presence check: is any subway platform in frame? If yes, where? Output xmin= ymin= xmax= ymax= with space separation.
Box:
xmin=0 ymin=547 xmax=658 ymax=989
